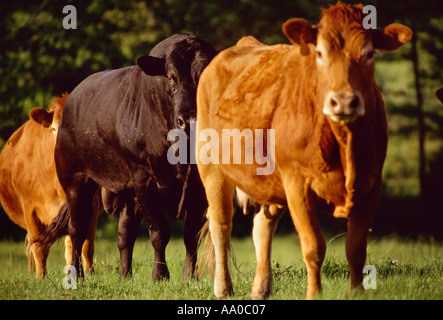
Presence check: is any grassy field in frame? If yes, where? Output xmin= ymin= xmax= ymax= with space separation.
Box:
xmin=0 ymin=234 xmax=442 ymax=300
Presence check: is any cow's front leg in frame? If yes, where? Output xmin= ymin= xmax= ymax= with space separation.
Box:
xmin=133 ymin=175 xmax=170 ymax=281
xmin=284 ymin=176 xmax=325 ymax=300
xmin=346 ymin=181 xmax=381 ymax=290
xmin=147 ymin=208 xmax=171 ymax=280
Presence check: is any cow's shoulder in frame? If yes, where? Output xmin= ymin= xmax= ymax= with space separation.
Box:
xmin=204 ymin=42 xmax=290 ymax=127
xmin=67 ymin=66 xmax=141 ymax=117
xmin=213 ymin=40 xmax=291 ymax=74
xmin=73 ymin=66 xmax=138 ymax=97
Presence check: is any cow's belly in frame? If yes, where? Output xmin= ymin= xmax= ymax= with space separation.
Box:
xmin=89 ymin=169 xmax=133 ymax=194
xmin=221 ymin=162 xmax=286 ymax=205
xmin=77 ymin=142 xmax=134 ymax=193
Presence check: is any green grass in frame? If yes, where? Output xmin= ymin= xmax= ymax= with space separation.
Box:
xmin=0 ymin=234 xmax=442 ymax=300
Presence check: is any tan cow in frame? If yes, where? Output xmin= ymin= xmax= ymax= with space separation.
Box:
xmin=196 ymin=3 xmax=412 ymax=299
xmin=0 ymin=94 xmax=100 ymax=278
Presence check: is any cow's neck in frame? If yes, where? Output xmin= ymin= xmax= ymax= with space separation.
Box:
xmin=309 ymin=97 xmax=357 ymax=218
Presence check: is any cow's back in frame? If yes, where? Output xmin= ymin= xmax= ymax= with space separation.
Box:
xmin=201 ymin=39 xmax=291 ymax=131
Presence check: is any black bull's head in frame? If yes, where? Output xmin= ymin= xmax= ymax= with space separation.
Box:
xmin=136 ymin=34 xmax=217 ymax=136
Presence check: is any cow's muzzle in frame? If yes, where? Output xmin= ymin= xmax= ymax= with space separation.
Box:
xmin=323 ymin=90 xmax=365 ymax=123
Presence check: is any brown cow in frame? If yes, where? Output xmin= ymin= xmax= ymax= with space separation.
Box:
xmin=196 ymin=3 xmax=412 ymax=299
xmin=0 ymin=94 xmax=100 ymax=278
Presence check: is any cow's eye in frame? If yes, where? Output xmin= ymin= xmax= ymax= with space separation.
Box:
xmin=177 ymin=116 xmax=186 ymax=129
xmin=315 ymin=50 xmax=322 ymax=59
xmin=167 ymin=74 xmax=173 ymax=82
xmin=366 ymin=50 xmax=375 ymax=60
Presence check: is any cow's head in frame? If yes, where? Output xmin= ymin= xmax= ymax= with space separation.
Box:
xmin=30 ymin=93 xmax=68 ymax=137
xmin=283 ymin=3 xmax=412 ymax=124
xmin=136 ymin=35 xmax=217 ymax=134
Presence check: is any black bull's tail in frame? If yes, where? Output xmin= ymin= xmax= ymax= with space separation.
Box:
xmin=31 ymin=203 xmax=70 ymax=247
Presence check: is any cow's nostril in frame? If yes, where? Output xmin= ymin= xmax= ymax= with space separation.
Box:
xmin=350 ymin=96 xmax=360 ymax=109
xmin=330 ymin=97 xmax=338 ymax=107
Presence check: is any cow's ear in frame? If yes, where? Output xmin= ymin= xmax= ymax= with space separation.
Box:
xmin=373 ymin=23 xmax=412 ymax=52
xmin=436 ymin=86 xmax=443 ymax=104
xmin=30 ymin=108 xmax=53 ymax=128
xmin=282 ymin=18 xmax=317 ymax=55
xmin=136 ymin=56 xmax=167 ymax=76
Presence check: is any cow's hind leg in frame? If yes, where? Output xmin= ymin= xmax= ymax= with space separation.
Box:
xmin=251 ymin=204 xmax=284 ymax=299
xmin=199 ymin=165 xmax=234 ymax=299
xmin=29 ymin=241 xmax=49 ymax=278
xmin=25 ymin=234 xmax=35 ymax=273
xmin=118 ymin=199 xmax=143 ymax=278
xmin=64 ymin=236 xmax=73 ymax=266
xmin=182 ymin=174 xmax=207 ymax=278
xmin=64 ymin=178 xmax=99 ymax=279
xmin=182 ymin=205 xmax=206 ymax=278
xmin=196 ymin=91 xmax=234 ymax=298
xmin=81 ymin=193 xmax=100 ymax=274
xmin=25 ymin=210 xmax=49 ymax=278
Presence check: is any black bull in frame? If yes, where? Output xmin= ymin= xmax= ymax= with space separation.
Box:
xmin=53 ymin=34 xmax=216 ymax=279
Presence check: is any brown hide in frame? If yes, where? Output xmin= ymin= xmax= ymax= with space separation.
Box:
xmin=0 ymin=94 xmax=99 ymax=278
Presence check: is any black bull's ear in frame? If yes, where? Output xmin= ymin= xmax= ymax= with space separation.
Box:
xmin=136 ymin=56 xmax=167 ymax=76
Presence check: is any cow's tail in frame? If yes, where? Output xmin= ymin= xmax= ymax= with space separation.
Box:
xmin=195 ymin=220 xmax=239 ymax=280
xmin=30 ymin=203 xmax=70 ymax=248
xmin=195 ymin=220 xmax=214 ymax=279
